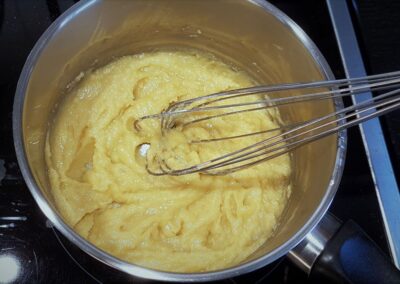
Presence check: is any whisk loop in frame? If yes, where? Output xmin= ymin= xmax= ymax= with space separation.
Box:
xmin=137 ymin=71 xmax=400 ymax=176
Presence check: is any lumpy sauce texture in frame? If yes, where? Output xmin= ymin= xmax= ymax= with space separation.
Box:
xmin=45 ymin=50 xmax=291 ymax=272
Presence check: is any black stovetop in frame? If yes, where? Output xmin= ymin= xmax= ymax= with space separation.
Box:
xmin=0 ymin=0 xmax=397 ymax=283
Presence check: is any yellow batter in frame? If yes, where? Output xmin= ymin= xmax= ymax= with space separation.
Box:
xmin=45 ymin=50 xmax=291 ymax=272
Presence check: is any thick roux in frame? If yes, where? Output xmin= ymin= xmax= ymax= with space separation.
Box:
xmin=45 ymin=50 xmax=291 ymax=272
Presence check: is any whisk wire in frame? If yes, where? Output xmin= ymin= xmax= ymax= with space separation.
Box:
xmin=156 ymin=90 xmax=400 ymax=175
xmin=199 ymin=90 xmax=400 ymax=174
xmin=139 ymin=71 xmax=400 ymax=175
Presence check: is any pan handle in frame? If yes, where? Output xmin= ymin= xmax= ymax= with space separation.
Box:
xmin=289 ymin=213 xmax=400 ymax=284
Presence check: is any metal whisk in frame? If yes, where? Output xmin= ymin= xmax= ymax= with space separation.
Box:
xmin=137 ymin=71 xmax=400 ymax=176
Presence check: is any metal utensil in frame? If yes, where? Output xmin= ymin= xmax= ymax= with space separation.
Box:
xmin=139 ymin=71 xmax=400 ymax=175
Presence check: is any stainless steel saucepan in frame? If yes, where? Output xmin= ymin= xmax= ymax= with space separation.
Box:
xmin=13 ymin=0 xmax=400 ymax=282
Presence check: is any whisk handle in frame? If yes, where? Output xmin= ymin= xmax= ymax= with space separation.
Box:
xmin=309 ymin=220 xmax=400 ymax=284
